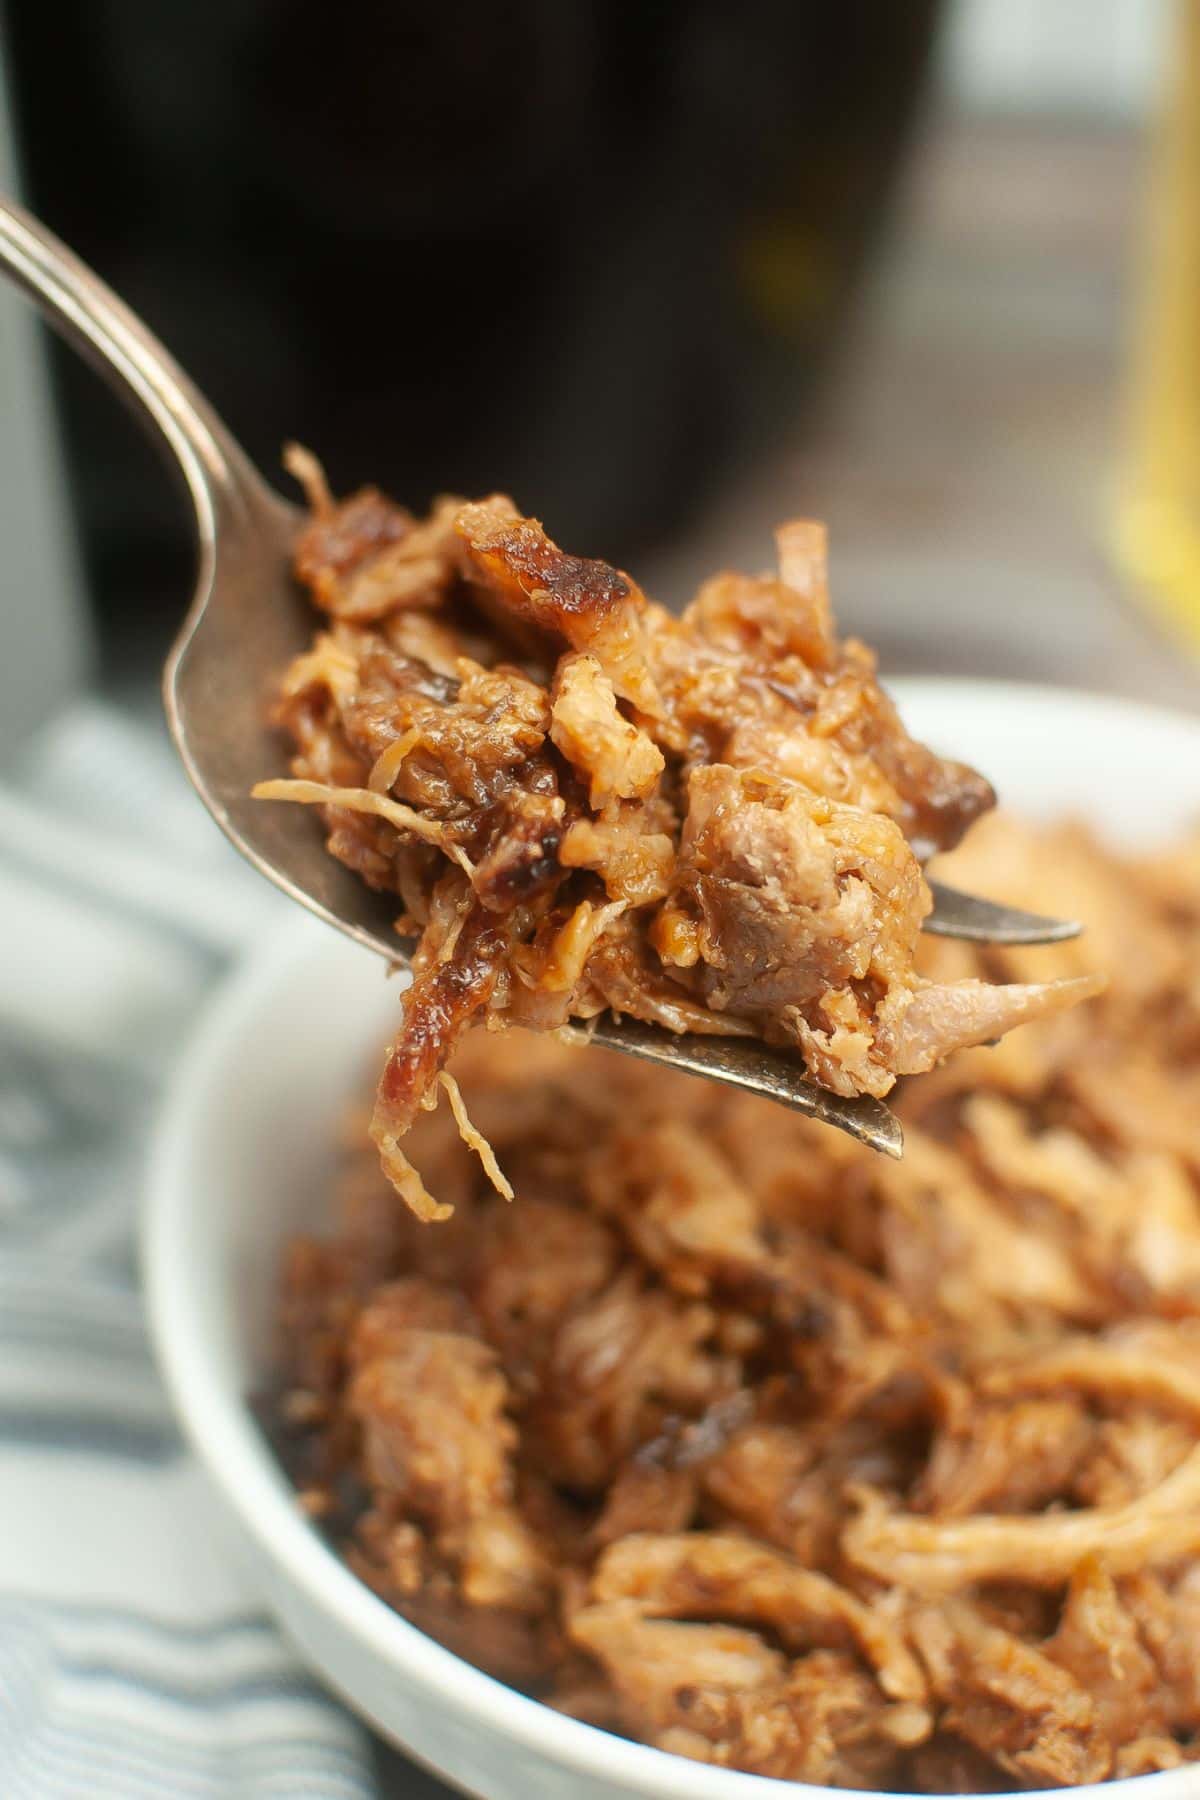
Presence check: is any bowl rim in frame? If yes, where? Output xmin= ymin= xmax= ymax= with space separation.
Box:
xmin=144 ymin=678 xmax=1200 ymax=1800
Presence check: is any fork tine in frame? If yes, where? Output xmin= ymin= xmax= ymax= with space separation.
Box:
xmin=572 ymin=1015 xmax=905 ymax=1158
xmin=925 ymin=880 xmax=1081 ymax=945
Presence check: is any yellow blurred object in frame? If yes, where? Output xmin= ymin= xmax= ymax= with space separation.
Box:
xmin=1118 ymin=0 xmax=1200 ymax=653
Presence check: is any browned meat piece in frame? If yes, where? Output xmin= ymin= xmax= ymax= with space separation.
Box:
xmin=468 ymin=1197 xmax=619 ymax=1377
xmin=288 ymin=449 xmax=465 ymax=624
xmin=886 ymin=974 xmax=1105 ymax=1077
xmin=469 ymin=788 xmax=568 ymax=913
xmin=559 ymin=806 xmax=676 ymax=908
xmin=524 ymin=1272 xmax=735 ymax=1491
xmin=348 ymin=1316 xmax=513 ymax=1529
xmin=292 ymin=485 xmax=410 ymax=613
xmin=913 ymin=1400 xmax=1095 ymax=1516
xmin=582 ymin=1115 xmax=766 ymax=1288
xmin=347 ymin=1288 xmax=553 ymax=1625
xmin=869 ymin=1124 xmax=1106 ymax=1326
xmin=672 ymin=762 xmax=931 ymax=1097
xmin=588 ymin=1464 xmax=698 ymax=1550
xmin=338 ymin=644 xmax=551 ymax=815
xmin=699 ymin=1421 xmax=823 ymax=1552
xmin=910 ymin=1601 xmax=1111 ymax=1787
xmin=569 ymin=1608 xmax=928 ymax=1789
xmin=1044 ymin=1561 xmax=1167 ymax=1752
xmin=455 ymin=500 xmax=661 ymax=714
xmin=661 ymin=521 xmax=992 ymax=854
xmin=369 ymin=905 xmax=509 ymax=1219
xmin=981 ymin=1323 xmax=1200 ymax=1423
xmin=1073 ymin=1414 xmax=1198 ymax=1508
xmin=770 ymin=524 xmax=993 ymax=856
xmin=574 ymin=917 xmax=759 ymax=1039
xmin=568 ymin=1604 xmax=786 ymax=1733
xmin=549 ymin=653 xmax=664 ymax=808
xmin=351 ymin=1275 xmax=479 ymax=1352
xmin=845 ymin=1441 xmax=1200 ymax=1591
xmin=585 ymin=1531 xmax=926 ymax=1702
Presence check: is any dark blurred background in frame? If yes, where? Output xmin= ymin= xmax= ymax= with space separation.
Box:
xmin=2 ymin=0 xmax=940 ymax=686
xmin=0 ymin=0 xmax=1197 ymax=752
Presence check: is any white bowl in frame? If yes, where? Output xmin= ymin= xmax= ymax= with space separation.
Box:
xmin=145 ymin=680 xmax=1200 ymax=1800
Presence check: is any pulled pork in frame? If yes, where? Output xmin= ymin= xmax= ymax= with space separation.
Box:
xmin=258 ymin=459 xmax=1097 ymax=1212
xmin=275 ymin=815 xmax=1200 ymax=1790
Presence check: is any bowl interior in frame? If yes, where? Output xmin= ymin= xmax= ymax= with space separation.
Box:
xmin=146 ymin=680 xmax=1200 ymax=1800
xmin=209 ymin=938 xmax=402 ymax=1384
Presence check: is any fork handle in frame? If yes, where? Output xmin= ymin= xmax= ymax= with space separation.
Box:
xmin=0 ymin=192 xmax=263 ymax=539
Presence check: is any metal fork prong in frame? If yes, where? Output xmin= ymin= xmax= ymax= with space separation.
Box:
xmin=925 ymin=880 xmax=1081 ymax=946
xmin=565 ymin=1015 xmax=905 ymax=1159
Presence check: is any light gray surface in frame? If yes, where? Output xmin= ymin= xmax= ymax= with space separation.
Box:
xmin=0 ymin=44 xmax=91 ymax=763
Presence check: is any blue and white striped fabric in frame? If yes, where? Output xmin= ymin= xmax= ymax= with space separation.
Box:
xmin=0 ymin=702 xmax=446 ymax=1799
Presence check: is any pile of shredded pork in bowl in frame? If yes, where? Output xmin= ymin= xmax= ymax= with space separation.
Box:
xmin=146 ymin=683 xmax=1200 ymax=1800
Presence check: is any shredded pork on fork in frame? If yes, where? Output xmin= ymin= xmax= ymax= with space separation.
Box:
xmin=256 ymin=455 xmax=1098 ymax=1213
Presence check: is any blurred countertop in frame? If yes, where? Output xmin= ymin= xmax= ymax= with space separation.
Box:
xmin=643 ymin=112 xmax=1200 ymax=715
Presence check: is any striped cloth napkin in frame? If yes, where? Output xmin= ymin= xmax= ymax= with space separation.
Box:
xmin=0 ymin=701 xmax=448 ymax=1799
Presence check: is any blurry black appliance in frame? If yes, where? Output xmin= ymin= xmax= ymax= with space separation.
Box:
xmin=2 ymin=0 xmax=941 ymax=675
